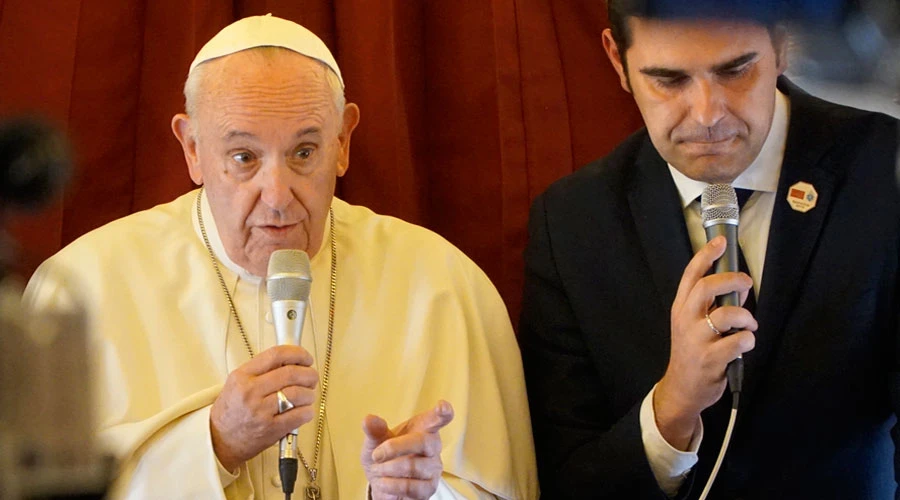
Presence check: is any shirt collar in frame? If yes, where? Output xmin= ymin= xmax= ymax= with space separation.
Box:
xmin=668 ymin=89 xmax=790 ymax=208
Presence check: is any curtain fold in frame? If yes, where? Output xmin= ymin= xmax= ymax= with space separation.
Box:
xmin=0 ymin=0 xmax=642 ymax=326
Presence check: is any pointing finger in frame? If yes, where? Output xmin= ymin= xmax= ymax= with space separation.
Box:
xmin=373 ymin=432 xmax=443 ymax=463
xmin=405 ymin=400 xmax=454 ymax=434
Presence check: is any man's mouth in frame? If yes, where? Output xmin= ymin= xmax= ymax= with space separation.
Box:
xmin=257 ymin=224 xmax=299 ymax=237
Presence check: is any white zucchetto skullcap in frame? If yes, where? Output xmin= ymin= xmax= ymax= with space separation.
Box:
xmin=188 ymin=14 xmax=344 ymax=88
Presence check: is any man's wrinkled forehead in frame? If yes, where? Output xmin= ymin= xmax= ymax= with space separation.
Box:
xmin=188 ymin=14 xmax=344 ymax=89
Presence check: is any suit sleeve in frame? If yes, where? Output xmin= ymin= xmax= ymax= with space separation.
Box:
xmin=892 ymin=196 xmax=900 ymax=500
xmin=519 ymin=194 xmax=687 ymax=499
xmin=893 ymin=276 xmax=900 ymax=500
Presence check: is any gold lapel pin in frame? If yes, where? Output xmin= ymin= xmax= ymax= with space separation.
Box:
xmin=787 ymin=181 xmax=818 ymax=213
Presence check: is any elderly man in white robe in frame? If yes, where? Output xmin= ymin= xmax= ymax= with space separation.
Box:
xmin=24 ymin=15 xmax=537 ymax=500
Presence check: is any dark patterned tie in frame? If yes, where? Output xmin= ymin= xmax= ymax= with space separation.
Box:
xmin=734 ymin=188 xmax=756 ymax=314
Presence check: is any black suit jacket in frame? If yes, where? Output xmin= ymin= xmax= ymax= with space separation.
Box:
xmin=520 ymin=80 xmax=900 ymax=499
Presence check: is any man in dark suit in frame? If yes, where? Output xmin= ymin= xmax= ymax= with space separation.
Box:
xmin=519 ymin=2 xmax=900 ymax=499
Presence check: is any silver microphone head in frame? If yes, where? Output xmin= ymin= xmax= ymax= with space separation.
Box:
xmin=701 ymin=183 xmax=740 ymax=228
xmin=266 ymin=249 xmax=312 ymax=301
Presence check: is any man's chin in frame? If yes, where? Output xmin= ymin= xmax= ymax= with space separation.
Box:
xmin=246 ymin=242 xmax=310 ymax=276
xmin=670 ymin=154 xmax=749 ymax=184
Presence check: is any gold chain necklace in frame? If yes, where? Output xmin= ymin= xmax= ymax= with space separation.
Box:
xmin=195 ymin=188 xmax=335 ymax=499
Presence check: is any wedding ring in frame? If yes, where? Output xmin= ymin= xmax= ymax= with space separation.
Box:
xmin=705 ymin=313 xmax=722 ymax=336
xmin=276 ymin=390 xmax=294 ymax=413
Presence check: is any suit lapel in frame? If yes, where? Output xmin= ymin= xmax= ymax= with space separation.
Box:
xmin=741 ymin=81 xmax=841 ymax=406
xmin=626 ymin=138 xmax=694 ymax=315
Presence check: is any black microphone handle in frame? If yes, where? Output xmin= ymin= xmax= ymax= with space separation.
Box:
xmin=705 ymin=222 xmax=740 ymax=309
xmin=704 ymin=221 xmax=744 ymax=397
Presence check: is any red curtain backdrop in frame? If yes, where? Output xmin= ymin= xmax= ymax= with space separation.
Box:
xmin=0 ymin=0 xmax=643 ymax=326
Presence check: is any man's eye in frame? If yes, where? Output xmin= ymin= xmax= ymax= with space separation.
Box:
xmin=231 ymin=152 xmax=254 ymax=164
xmin=720 ymin=65 xmax=750 ymax=79
xmin=294 ymin=148 xmax=314 ymax=160
xmin=657 ymin=76 xmax=688 ymax=88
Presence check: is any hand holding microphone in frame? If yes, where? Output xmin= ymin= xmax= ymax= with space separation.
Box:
xmin=208 ymin=250 xmax=317 ymax=482
xmin=653 ymin=184 xmax=757 ymax=451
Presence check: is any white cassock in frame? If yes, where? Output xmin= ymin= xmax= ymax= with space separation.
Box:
xmin=24 ymin=189 xmax=538 ymax=500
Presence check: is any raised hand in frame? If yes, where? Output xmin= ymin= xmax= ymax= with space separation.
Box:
xmin=361 ymin=400 xmax=455 ymax=500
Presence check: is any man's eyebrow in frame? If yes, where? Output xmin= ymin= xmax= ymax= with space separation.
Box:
xmin=712 ymin=52 xmax=758 ymax=72
xmin=224 ymin=130 xmax=257 ymax=141
xmin=638 ymin=52 xmax=759 ymax=79
xmin=223 ymin=127 xmax=322 ymax=142
xmin=295 ymin=126 xmax=322 ymax=138
xmin=639 ymin=66 xmax=687 ymax=79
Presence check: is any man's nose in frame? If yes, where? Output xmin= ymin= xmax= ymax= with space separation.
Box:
xmin=688 ymin=80 xmax=727 ymax=129
xmin=258 ymin=160 xmax=294 ymax=211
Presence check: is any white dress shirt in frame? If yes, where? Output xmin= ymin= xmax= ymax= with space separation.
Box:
xmin=640 ymin=89 xmax=790 ymax=496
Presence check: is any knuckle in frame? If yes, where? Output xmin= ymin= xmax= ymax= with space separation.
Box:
xmin=434 ymin=437 xmax=443 ymax=456
xmin=298 ymin=387 xmax=317 ymax=405
xmin=274 ymin=344 xmax=294 ymax=356
xmin=370 ymin=477 xmax=388 ymax=493
xmin=262 ymin=345 xmax=282 ymax=363
xmin=423 ymin=457 xmax=442 ymax=478
xmin=696 ymin=277 xmax=716 ymax=298
xmin=741 ymin=331 xmax=756 ymax=350
xmin=225 ymin=371 xmax=250 ymax=392
xmin=379 ymin=441 xmax=397 ymax=459
xmin=293 ymin=406 xmax=315 ymax=425
xmin=425 ymin=435 xmax=442 ymax=457
xmin=415 ymin=434 xmax=431 ymax=454
xmin=423 ymin=478 xmax=440 ymax=498
xmin=308 ymin=368 xmax=320 ymax=387
xmin=406 ymin=457 xmax=419 ymax=478
xmin=285 ymin=386 xmax=312 ymax=406
xmin=290 ymin=366 xmax=319 ymax=387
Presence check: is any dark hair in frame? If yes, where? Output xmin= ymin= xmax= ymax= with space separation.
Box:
xmin=606 ymin=0 xmax=783 ymax=75
xmin=607 ymin=0 xmax=638 ymax=68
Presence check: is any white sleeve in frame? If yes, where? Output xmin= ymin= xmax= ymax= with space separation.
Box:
xmin=365 ymin=475 xmax=499 ymax=500
xmin=432 ymin=475 xmax=500 ymax=499
xmin=639 ymin=384 xmax=703 ymax=497
xmin=110 ymin=406 xmax=254 ymax=500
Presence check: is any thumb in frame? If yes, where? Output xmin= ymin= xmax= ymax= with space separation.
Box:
xmin=407 ymin=400 xmax=454 ymax=434
xmin=361 ymin=414 xmax=391 ymax=465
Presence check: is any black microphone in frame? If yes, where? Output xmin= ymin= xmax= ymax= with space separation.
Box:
xmin=700 ymin=184 xmax=744 ymax=399
xmin=267 ymin=249 xmax=312 ymax=499
xmin=0 ymin=117 xmax=71 ymax=210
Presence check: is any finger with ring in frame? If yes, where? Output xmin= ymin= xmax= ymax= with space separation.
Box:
xmin=276 ymin=389 xmax=294 ymax=413
xmin=705 ymin=313 xmax=722 ymax=336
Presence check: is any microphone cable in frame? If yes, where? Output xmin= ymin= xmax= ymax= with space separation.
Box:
xmin=698 ymin=358 xmax=743 ymax=500
xmin=280 ymin=453 xmax=298 ymax=500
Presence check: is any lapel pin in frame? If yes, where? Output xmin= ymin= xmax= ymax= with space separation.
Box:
xmin=787 ymin=181 xmax=818 ymax=213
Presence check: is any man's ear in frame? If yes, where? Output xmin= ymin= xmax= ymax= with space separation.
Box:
xmin=771 ymin=25 xmax=790 ymax=75
xmin=602 ymin=28 xmax=632 ymax=93
xmin=172 ymin=113 xmax=203 ymax=185
xmin=336 ymin=103 xmax=360 ymax=178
